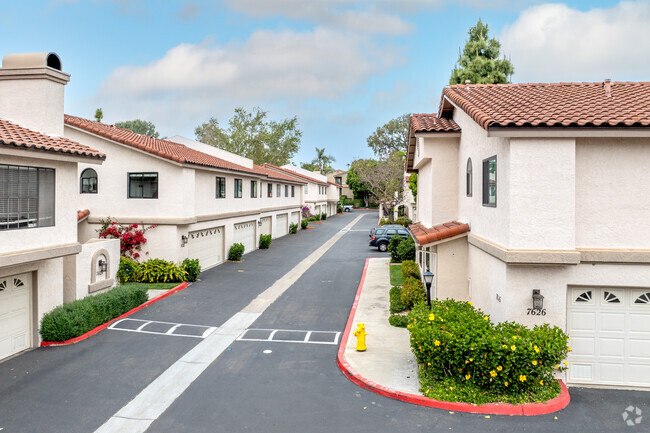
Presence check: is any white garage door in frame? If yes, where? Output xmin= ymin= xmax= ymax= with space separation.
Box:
xmin=260 ymin=217 xmax=272 ymax=236
xmin=188 ymin=227 xmax=223 ymax=269
xmin=0 ymin=274 xmax=31 ymax=361
xmin=276 ymin=214 xmax=288 ymax=237
xmin=291 ymin=211 xmax=300 ymax=225
xmin=234 ymin=221 xmax=256 ymax=254
xmin=567 ymin=287 xmax=650 ymax=388
xmin=315 ymin=205 xmax=321 ymax=215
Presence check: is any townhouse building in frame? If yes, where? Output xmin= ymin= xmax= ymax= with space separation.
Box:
xmin=406 ymin=81 xmax=650 ymax=390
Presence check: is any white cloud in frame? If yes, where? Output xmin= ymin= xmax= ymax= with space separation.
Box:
xmin=227 ymin=0 xmax=416 ymax=35
xmin=92 ymin=28 xmax=403 ymax=133
xmin=500 ymin=1 xmax=650 ymax=83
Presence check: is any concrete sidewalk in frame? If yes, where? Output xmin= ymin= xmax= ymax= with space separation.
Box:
xmin=343 ymin=257 xmax=421 ymax=395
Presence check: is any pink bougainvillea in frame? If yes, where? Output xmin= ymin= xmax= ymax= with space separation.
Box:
xmin=97 ymin=219 xmax=156 ymax=260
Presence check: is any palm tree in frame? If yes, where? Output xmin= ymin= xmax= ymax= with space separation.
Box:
xmin=312 ymin=147 xmax=336 ymax=174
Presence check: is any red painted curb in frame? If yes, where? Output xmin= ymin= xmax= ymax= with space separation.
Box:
xmin=41 ymin=282 xmax=189 ymax=347
xmin=337 ymin=259 xmax=570 ymax=415
xmin=314 ymin=221 xmax=323 ymax=224
xmin=305 ymin=227 xmax=316 ymax=230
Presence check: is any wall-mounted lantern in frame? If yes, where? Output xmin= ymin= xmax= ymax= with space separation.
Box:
xmin=423 ymin=268 xmax=434 ymax=308
xmin=97 ymin=259 xmax=107 ymax=275
xmin=181 ymin=235 xmax=188 ymax=247
xmin=532 ymin=289 xmax=544 ymax=310
xmin=258 ymin=220 xmax=263 ymax=227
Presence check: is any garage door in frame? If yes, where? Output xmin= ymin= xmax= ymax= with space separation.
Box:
xmin=234 ymin=221 xmax=256 ymax=254
xmin=0 ymin=273 xmax=31 ymax=361
xmin=276 ymin=214 xmax=288 ymax=237
xmin=567 ymin=287 xmax=650 ymax=388
xmin=188 ymin=227 xmax=223 ymax=269
xmin=315 ymin=205 xmax=321 ymax=215
xmin=260 ymin=217 xmax=272 ymax=236
xmin=291 ymin=211 xmax=300 ymax=225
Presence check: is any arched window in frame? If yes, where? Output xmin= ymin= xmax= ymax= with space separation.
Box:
xmin=80 ymin=168 xmax=98 ymax=194
xmin=466 ymin=158 xmax=472 ymax=197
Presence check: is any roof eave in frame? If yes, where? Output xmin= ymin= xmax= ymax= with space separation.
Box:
xmin=487 ymin=126 xmax=650 ymax=138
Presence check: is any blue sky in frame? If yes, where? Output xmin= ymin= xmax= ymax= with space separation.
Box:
xmin=1 ymin=0 xmax=648 ymax=167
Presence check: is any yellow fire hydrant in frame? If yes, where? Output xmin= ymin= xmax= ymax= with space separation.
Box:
xmin=353 ymin=323 xmax=367 ymax=352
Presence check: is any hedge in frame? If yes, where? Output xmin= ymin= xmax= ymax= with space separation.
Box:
xmin=40 ymin=285 xmax=148 ymax=342
xmin=117 ymin=257 xmax=190 ymax=284
xmin=401 ymin=260 xmax=420 ymax=280
xmin=407 ymin=299 xmax=570 ymax=404
xmin=259 ymin=234 xmax=272 ymax=249
xmin=228 ymin=243 xmax=245 ymax=261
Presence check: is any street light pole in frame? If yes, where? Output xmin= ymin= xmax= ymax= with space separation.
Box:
xmin=423 ymin=268 xmax=434 ymax=308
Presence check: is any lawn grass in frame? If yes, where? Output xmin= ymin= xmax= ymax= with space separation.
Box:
xmin=118 ymin=282 xmax=180 ymax=290
xmin=389 ymin=264 xmax=403 ymax=286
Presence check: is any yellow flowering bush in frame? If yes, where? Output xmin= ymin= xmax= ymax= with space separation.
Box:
xmin=407 ymin=299 xmax=570 ymax=403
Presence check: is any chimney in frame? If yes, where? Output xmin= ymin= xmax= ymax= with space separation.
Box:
xmin=0 ymin=52 xmax=70 ymax=136
xmin=603 ymin=78 xmax=612 ymax=97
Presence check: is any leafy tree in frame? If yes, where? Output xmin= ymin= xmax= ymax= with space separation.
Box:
xmin=94 ymin=108 xmax=103 ymax=123
xmin=353 ymin=152 xmax=405 ymax=220
xmin=115 ymin=119 xmax=159 ymax=138
xmin=449 ymin=19 xmax=514 ymax=85
xmin=300 ymin=162 xmax=319 ymax=172
xmin=408 ymin=173 xmax=417 ymax=202
xmin=347 ymin=160 xmax=372 ymax=206
xmin=195 ymin=107 xmax=301 ymax=166
xmin=310 ymin=147 xmax=336 ymax=174
xmin=367 ymin=113 xmax=410 ymax=159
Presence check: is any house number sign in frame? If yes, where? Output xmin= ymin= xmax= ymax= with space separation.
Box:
xmin=526 ymin=308 xmax=547 ymax=316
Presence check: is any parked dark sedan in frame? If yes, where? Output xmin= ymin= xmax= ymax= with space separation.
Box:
xmin=369 ymin=225 xmax=411 ymax=252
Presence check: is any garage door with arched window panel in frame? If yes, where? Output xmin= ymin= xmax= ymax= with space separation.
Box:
xmin=0 ymin=274 xmax=31 ymax=361
xmin=567 ymin=287 xmax=650 ymax=388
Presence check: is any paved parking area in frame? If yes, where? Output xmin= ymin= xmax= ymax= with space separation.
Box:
xmin=108 ymin=319 xmax=217 ymax=339
xmin=238 ymin=328 xmax=341 ymax=345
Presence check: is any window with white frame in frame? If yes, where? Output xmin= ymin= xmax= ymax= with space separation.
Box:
xmin=291 ymin=185 xmax=295 ymax=197
xmin=0 ymin=164 xmax=55 ymax=230
xmin=277 ymin=184 xmax=281 ymax=197
xmin=285 ymin=185 xmax=289 ymax=197
xmin=250 ymin=180 xmax=257 ymax=198
xmin=482 ymin=156 xmax=496 ymax=207
xmin=267 ymin=183 xmax=273 ymax=197
xmin=304 ymin=185 xmax=308 ymax=194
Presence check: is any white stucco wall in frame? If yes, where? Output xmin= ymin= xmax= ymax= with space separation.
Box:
xmin=0 ymin=77 xmax=66 ymax=137
xmin=435 ymin=237 xmax=469 ymax=301
xmin=575 ymin=138 xmax=650 ymax=248
xmin=0 ymin=152 xmax=79 ymax=254
xmin=508 ymin=138 xmax=576 ymax=250
xmin=455 ymin=108 xmax=511 ymax=247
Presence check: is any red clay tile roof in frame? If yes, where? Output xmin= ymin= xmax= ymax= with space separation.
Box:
xmin=253 ymin=164 xmax=306 ymax=183
xmin=64 ymin=115 xmax=256 ymax=174
xmin=410 ymin=113 xmax=461 ymax=133
xmin=77 ymin=209 xmax=90 ymax=222
xmin=442 ymin=81 xmax=650 ymax=130
xmin=0 ymin=119 xmax=104 ymax=160
xmin=262 ymin=164 xmax=327 ymax=185
xmin=408 ymin=221 xmax=470 ymax=245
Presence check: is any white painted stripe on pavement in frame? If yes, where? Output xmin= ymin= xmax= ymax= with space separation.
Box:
xmin=94 ymin=214 xmax=365 ymax=433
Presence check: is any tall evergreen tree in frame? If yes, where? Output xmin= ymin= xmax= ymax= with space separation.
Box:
xmin=449 ymin=19 xmax=514 ymax=85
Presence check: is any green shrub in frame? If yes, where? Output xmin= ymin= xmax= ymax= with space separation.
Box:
xmin=259 ymin=234 xmax=272 ymax=249
xmin=181 ymin=258 xmax=201 ymax=282
xmin=337 ymin=203 xmax=343 ymax=213
xmin=40 ymin=285 xmax=148 ymax=342
xmin=401 ymin=260 xmax=420 ymax=280
xmin=407 ymin=300 xmax=570 ymax=404
xmin=321 ymin=213 xmax=327 ymax=220
xmin=396 ymin=236 xmax=416 ymax=262
xmin=379 ymin=217 xmax=390 ymax=226
xmin=228 ymin=243 xmax=245 ymax=261
xmin=301 ymin=220 xmax=309 ymax=230
xmin=117 ymin=257 xmax=139 ymax=284
xmin=400 ymin=277 xmax=425 ymax=308
xmin=388 ymin=234 xmax=403 ymax=262
xmin=136 ymin=258 xmax=187 ymax=283
xmin=289 ymin=223 xmax=298 ymax=234
xmin=394 ymin=217 xmax=413 ymax=227
xmin=389 ymin=314 xmax=409 ymax=328
xmin=389 ymin=286 xmax=407 ymax=313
